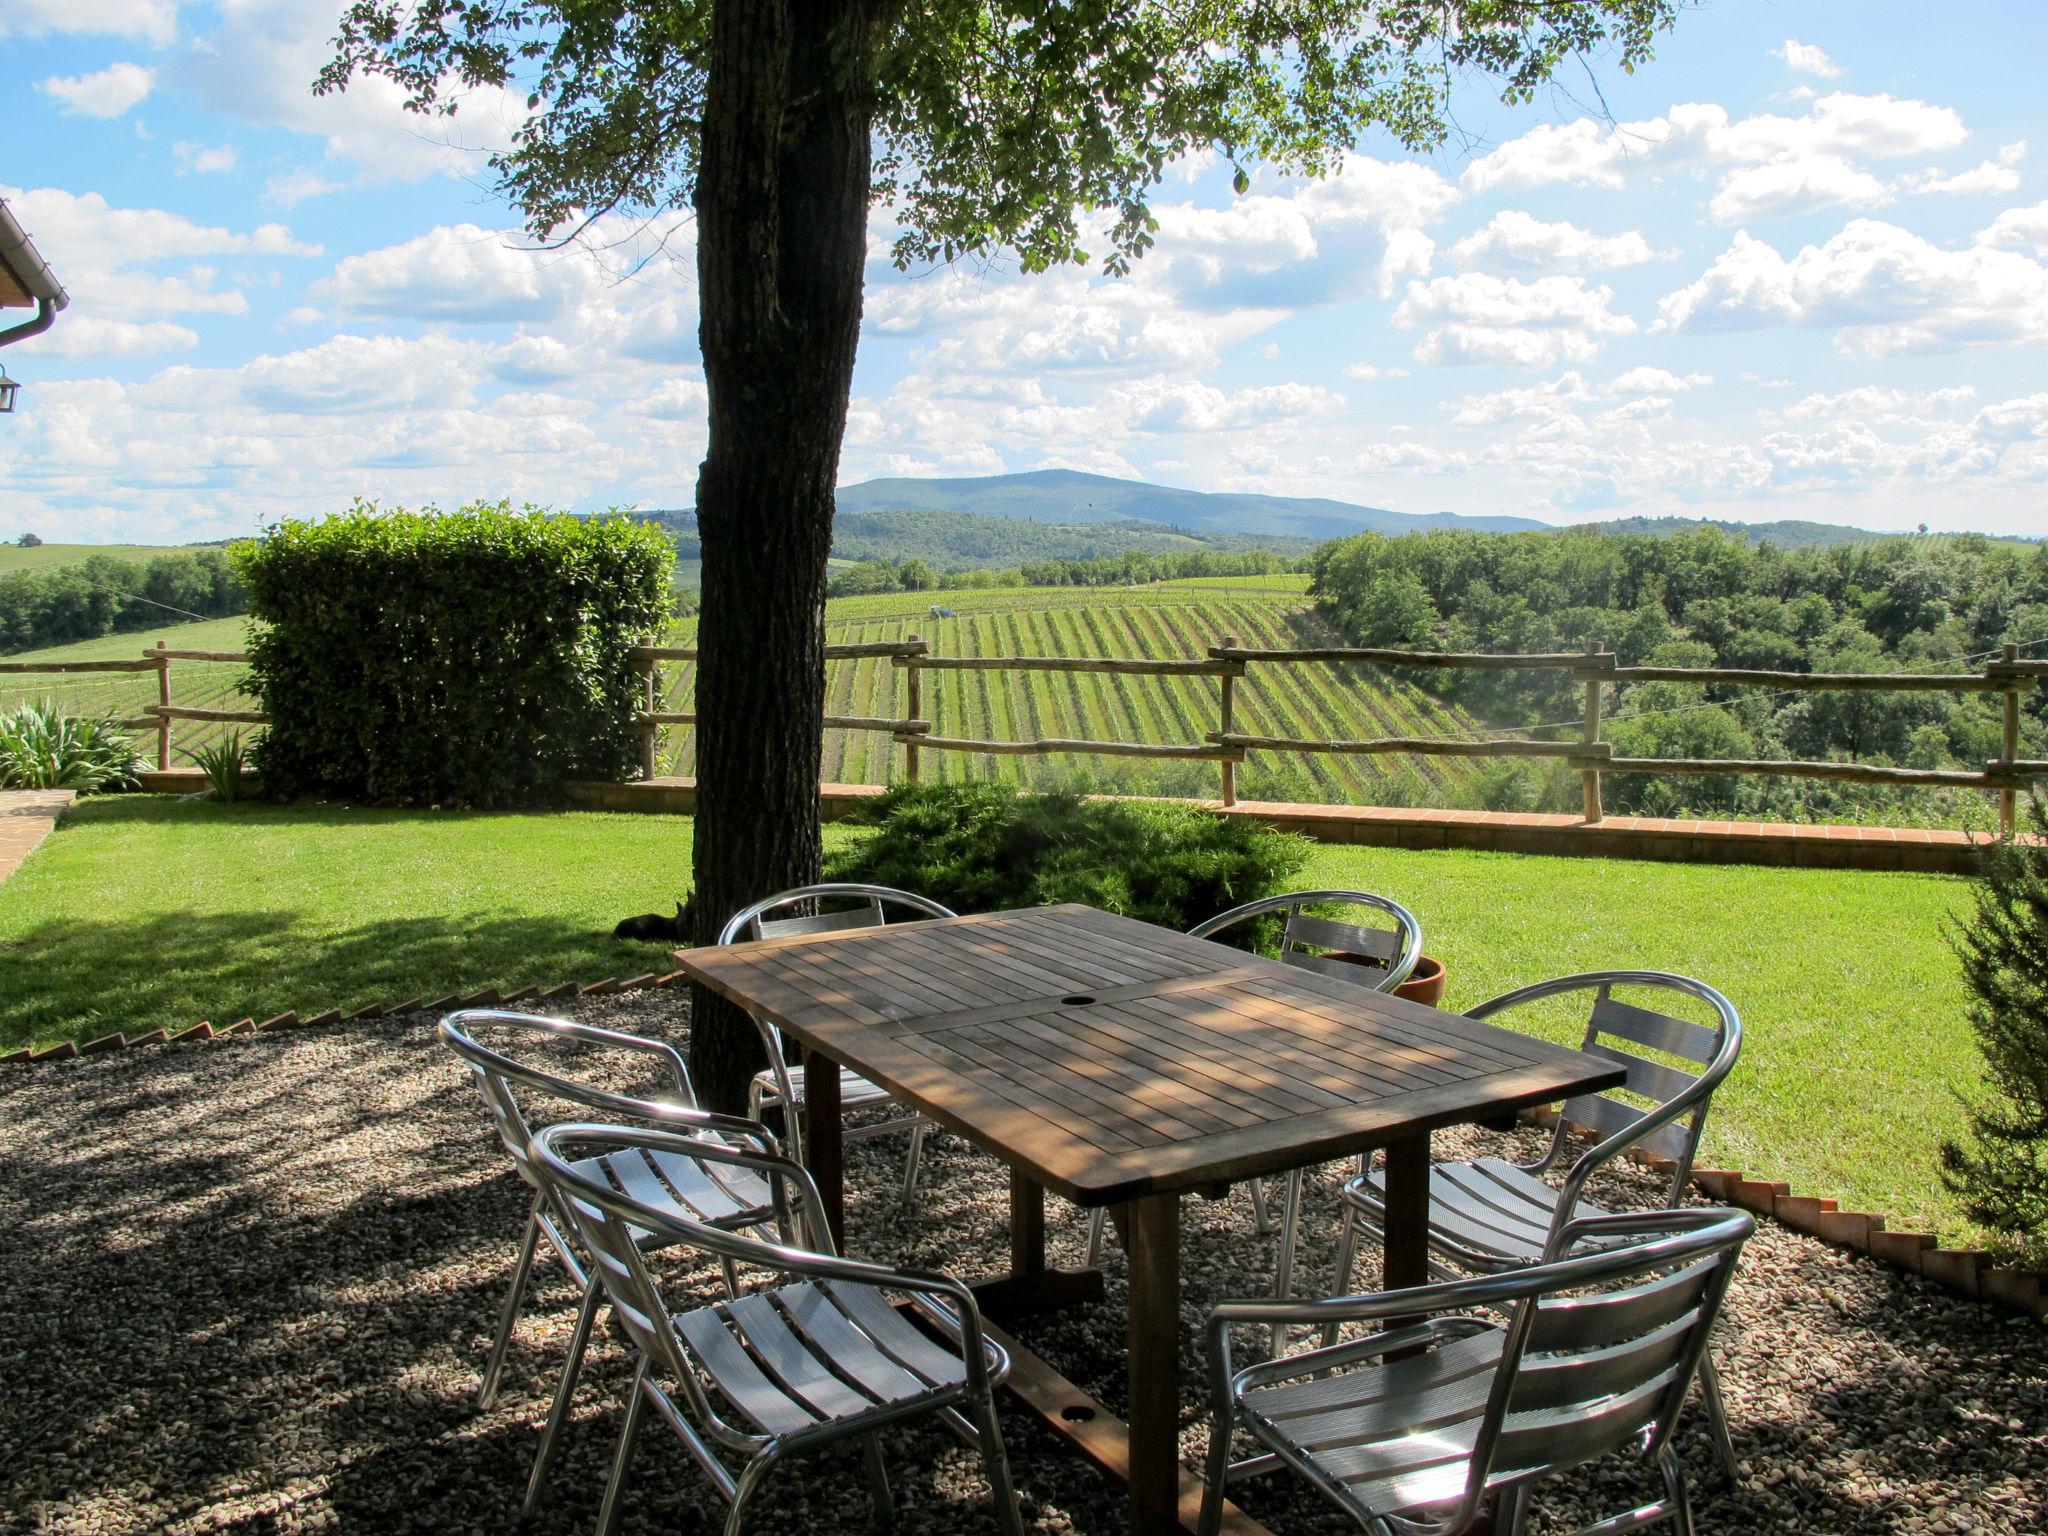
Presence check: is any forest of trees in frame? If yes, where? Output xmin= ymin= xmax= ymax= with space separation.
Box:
xmin=825 ymin=546 xmax=1305 ymax=598
xmin=0 ymin=549 xmax=247 ymax=654
xmin=1311 ymin=525 xmax=2048 ymax=821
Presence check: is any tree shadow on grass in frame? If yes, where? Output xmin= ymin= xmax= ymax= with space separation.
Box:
xmin=0 ymin=907 xmax=678 ymax=1052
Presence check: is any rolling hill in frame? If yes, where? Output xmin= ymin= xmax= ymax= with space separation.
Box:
xmin=833 ymin=469 xmax=1547 ymax=540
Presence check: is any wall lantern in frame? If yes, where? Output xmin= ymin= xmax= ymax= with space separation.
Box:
xmin=0 ymin=366 xmax=18 ymax=414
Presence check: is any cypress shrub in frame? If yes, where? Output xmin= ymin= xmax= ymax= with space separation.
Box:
xmin=234 ymin=501 xmax=672 ymax=806
xmin=1941 ymin=792 xmax=2048 ymax=1253
xmin=824 ymin=783 xmax=1310 ymax=930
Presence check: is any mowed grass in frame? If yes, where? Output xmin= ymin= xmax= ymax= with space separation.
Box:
xmin=0 ymin=796 xmax=1981 ymax=1238
xmin=0 ymin=542 xmax=191 ymax=574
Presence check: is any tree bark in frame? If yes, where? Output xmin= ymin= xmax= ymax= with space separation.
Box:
xmin=688 ymin=0 xmax=875 ymax=1111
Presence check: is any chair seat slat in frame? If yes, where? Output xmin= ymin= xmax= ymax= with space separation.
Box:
xmin=1252 ymin=1340 xmax=1501 ymax=1451
xmin=774 ymin=1283 xmax=930 ymax=1404
xmin=825 ymin=1281 xmax=978 ymax=1390
xmin=673 ymin=1307 xmax=820 ymax=1436
xmin=720 ymin=1291 xmax=880 ymax=1421
xmin=1487 ymin=1370 xmax=1678 ymax=1481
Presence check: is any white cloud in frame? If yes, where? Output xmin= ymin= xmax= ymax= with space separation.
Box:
xmin=174 ymin=142 xmax=239 ymax=175
xmin=1449 ymin=211 xmax=1664 ymax=272
xmin=0 ymin=0 xmax=181 ymax=45
xmin=1656 ymin=221 xmax=2048 ymax=355
xmin=1776 ymin=40 xmax=1845 ymax=79
xmin=313 ymin=224 xmax=593 ymax=323
xmin=1375 ymin=229 xmax=1435 ymax=297
xmin=1395 ymin=273 xmax=1636 ymax=368
xmin=1464 ymin=92 xmax=1970 ymax=225
xmin=1709 ymin=155 xmax=1891 ymax=221
xmin=1610 ymin=367 xmax=1711 ymax=394
xmin=1344 ymin=362 xmax=1409 ymax=380
xmin=37 ymin=63 xmax=155 ymax=119
xmin=1978 ymin=199 xmax=2048 ymax=256
xmin=28 ymin=316 xmax=201 ymax=359
xmin=1904 ymin=158 xmax=2024 ymax=197
xmin=1121 ymin=380 xmax=1344 ymax=433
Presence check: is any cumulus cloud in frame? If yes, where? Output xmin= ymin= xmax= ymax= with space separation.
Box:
xmin=0 ymin=187 xmax=322 ymax=355
xmin=1394 ymin=273 xmax=1636 ymax=368
xmin=0 ymin=0 xmax=180 ymax=45
xmin=1656 ymin=221 xmax=2048 ymax=354
xmin=1978 ymin=199 xmax=2048 ymax=256
xmin=1775 ymin=40 xmax=1845 ymax=79
xmin=1464 ymin=92 xmax=1970 ymax=225
xmin=1905 ymin=143 xmax=2026 ymax=196
xmin=313 ymin=224 xmax=596 ymax=323
xmin=1610 ymin=367 xmax=1711 ymax=394
xmin=37 ymin=63 xmax=155 ymax=118
xmin=174 ymin=142 xmax=239 ymax=175
xmin=1449 ymin=211 xmax=1664 ymax=272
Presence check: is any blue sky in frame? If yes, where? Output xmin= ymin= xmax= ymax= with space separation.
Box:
xmin=5 ymin=1 xmax=2047 ymax=543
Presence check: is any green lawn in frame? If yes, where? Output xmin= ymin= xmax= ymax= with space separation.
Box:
xmin=0 ymin=542 xmax=190 ymax=574
xmin=0 ymin=797 xmax=1982 ymax=1238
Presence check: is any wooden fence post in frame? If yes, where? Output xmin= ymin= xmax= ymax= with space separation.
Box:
xmin=904 ymin=635 xmax=922 ymax=784
xmin=640 ymin=637 xmax=659 ymax=782
xmin=1999 ymin=642 xmax=2020 ymax=838
xmin=152 ymin=643 xmax=171 ymax=770
xmin=1580 ymin=641 xmax=1604 ymax=824
xmin=1218 ymin=633 xmax=1239 ymax=807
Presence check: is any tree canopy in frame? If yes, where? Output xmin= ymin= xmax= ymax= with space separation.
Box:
xmin=322 ymin=1 xmax=1681 ymax=271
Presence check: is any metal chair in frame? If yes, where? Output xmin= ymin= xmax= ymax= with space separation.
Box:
xmin=531 ymin=1121 xmax=1026 ymax=1536
xmin=1087 ymin=889 xmax=1424 ymax=1313
xmin=1332 ymin=972 xmax=1744 ymax=1477
xmin=1199 ymin=1206 xmax=1754 ymax=1536
xmin=440 ymin=1010 xmax=784 ymax=1513
xmin=719 ymin=884 xmax=954 ymax=1205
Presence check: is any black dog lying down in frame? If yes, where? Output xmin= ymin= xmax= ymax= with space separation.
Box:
xmin=613 ymin=898 xmax=691 ymax=942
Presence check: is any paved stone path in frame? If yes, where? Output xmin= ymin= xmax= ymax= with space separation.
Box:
xmin=0 ymin=789 xmax=74 ymax=886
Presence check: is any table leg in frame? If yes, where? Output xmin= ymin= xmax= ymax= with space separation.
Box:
xmin=802 ymin=1048 xmax=844 ymax=1252
xmin=1381 ymin=1131 xmax=1432 ymax=1291
xmin=1125 ymin=1191 xmax=1181 ymax=1536
xmin=1011 ymin=1170 xmax=1046 ymax=1279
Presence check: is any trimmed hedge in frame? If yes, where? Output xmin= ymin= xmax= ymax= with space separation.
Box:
xmin=235 ymin=502 xmax=672 ymax=806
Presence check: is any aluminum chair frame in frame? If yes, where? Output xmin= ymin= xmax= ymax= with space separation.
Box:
xmin=718 ymin=884 xmax=954 ymax=1205
xmin=1199 ymin=1207 xmax=1753 ymax=1536
xmin=531 ymin=1121 xmax=1026 ymax=1536
xmin=440 ymin=1010 xmax=784 ymax=1513
xmin=1087 ymin=889 xmax=1424 ymax=1323
xmin=1331 ymin=971 xmax=1745 ymax=1476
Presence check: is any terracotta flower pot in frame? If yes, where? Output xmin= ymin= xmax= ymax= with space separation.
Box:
xmin=1323 ymin=951 xmax=1448 ymax=1008
xmin=1393 ymin=954 xmax=1447 ymax=1008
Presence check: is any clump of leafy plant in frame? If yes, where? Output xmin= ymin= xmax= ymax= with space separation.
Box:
xmin=186 ymin=731 xmax=253 ymax=802
xmin=1941 ymin=792 xmax=2048 ymax=1258
xmin=0 ymin=701 xmax=144 ymax=791
xmin=824 ymin=783 xmax=1309 ymax=931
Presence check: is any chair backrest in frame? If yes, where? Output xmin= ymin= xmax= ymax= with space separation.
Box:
xmin=1469 ymin=972 xmax=1741 ymax=1210
xmin=1460 ymin=1207 xmax=1753 ymax=1520
xmin=716 ymin=884 xmax=956 ymax=1095
xmin=1188 ymin=889 xmax=1423 ymax=993
xmin=439 ymin=1009 xmax=699 ymax=1193
xmin=527 ymin=1121 xmax=844 ymax=1452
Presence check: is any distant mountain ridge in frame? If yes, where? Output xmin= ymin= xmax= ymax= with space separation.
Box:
xmin=833 ymin=469 xmax=1548 ymax=540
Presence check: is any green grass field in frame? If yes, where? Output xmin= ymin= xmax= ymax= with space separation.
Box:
xmin=0 ymin=542 xmax=191 ymax=574
xmin=4 ymin=588 xmax=1485 ymax=804
xmin=0 ymin=796 xmax=1983 ymax=1239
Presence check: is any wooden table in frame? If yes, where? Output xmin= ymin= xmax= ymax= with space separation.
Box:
xmin=678 ymin=904 xmax=1624 ymax=1535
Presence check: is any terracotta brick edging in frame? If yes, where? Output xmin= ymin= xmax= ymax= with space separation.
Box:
xmin=3 ymin=982 xmax=2041 ymax=1325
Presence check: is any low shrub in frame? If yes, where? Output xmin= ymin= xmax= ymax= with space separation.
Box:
xmin=0 ymin=701 xmax=144 ymax=791
xmin=234 ymin=501 xmax=673 ymax=807
xmin=823 ymin=783 xmax=1310 ymax=930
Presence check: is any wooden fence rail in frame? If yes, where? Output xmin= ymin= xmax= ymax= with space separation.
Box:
xmin=2 ymin=635 xmax=2041 ymax=832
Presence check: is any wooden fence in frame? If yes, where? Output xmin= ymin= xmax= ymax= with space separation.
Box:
xmin=4 ymin=637 xmax=2042 ymax=833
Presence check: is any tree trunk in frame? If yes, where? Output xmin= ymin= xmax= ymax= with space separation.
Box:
xmin=688 ymin=0 xmax=875 ymax=1111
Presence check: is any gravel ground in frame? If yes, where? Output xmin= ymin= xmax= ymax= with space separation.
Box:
xmin=2 ymin=990 xmax=2043 ymax=1536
